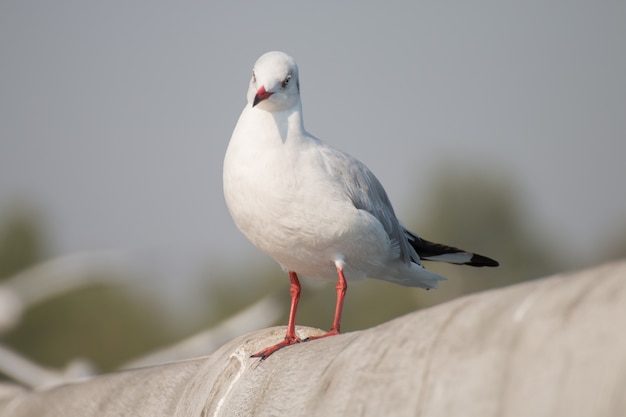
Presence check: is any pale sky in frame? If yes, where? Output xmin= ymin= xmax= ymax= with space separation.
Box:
xmin=1 ymin=1 xmax=625 ymax=292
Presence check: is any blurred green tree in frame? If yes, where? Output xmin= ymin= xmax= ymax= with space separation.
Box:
xmin=0 ymin=203 xmax=178 ymax=373
xmin=0 ymin=204 xmax=47 ymax=280
xmin=3 ymin=282 xmax=174 ymax=372
xmin=408 ymin=162 xmax=563 ymax=307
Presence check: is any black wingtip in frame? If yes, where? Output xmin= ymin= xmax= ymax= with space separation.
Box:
xmin=468 ymin=254 xmax=499 ymax=267
xmin=406 ymin=231 xmax=499 ymax=267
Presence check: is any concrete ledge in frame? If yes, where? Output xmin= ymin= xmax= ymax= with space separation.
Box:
xmin=1 ymin=260 xmax=625 ymax=417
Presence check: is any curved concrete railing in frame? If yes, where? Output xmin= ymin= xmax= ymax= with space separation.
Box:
xmin=1 ymin=260 xmax=625 ymax=417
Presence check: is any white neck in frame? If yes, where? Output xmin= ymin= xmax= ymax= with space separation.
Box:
xmin=241 ymin=101 xmax=306 ymax=145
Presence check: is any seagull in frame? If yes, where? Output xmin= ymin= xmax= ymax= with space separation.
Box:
xmin=223 ymin=51 xmax=498 ymax=359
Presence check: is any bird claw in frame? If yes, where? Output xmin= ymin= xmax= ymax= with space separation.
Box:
xmin=303 ymin=328 xmax=340 ymax=342
xmin=251 ymin=336 xmax=302 ymax=360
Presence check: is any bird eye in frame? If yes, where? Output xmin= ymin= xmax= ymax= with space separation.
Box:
xmin=252 ymin=71 xmax=256 ymax=83
xmin=282 ymin=75 xmax=291 ymax=88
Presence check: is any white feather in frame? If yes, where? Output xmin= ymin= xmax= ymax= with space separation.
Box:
xmin=223 ymin=51 xmax=446 ymax=289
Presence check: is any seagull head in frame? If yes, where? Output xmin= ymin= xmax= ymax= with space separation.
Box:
xmin=248 ymin=51 xmax=300 ymax=112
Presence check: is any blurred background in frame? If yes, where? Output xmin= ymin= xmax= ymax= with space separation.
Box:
xmin=0 ymin=1 xmax=625 ymax=382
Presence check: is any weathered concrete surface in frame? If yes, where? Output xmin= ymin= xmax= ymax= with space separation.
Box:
xmin=1 ymin=261 xmax=625 ymax=417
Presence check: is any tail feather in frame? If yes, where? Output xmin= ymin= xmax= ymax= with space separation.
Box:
xmin=405 ymin=231 xmax=499 ymax=267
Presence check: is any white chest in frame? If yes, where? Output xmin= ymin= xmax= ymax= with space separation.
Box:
xmin=222 ymin=108 xmax=392 ymax=280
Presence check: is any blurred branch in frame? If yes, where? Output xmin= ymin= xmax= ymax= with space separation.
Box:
xmin=121 ymin=292 xmax=283 ymax=369
xmin=0 ymin=276 xmax=281 ymax=387
xmin=0 ymin=251 xmax=140 ymax=388
xmin=0 ymin=251 xmax=137 ymax=333
xmin=0 ymin=344 xmax=95 ymax=389
xmin=2 ymin=251 xmax=135 ymax=305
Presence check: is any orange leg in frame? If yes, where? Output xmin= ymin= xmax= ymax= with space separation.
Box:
xmin=251 ymin=271 xmax=302 ymax=359
xmin=307 ymin=265 xmax=347 ymax=340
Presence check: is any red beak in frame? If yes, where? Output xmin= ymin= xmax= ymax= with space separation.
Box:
xmin=253 ymin=86 xmax=273 ymax=107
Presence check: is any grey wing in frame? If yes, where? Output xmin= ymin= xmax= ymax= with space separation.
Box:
xmin=317 ymin=144 xmax=419 ymax=265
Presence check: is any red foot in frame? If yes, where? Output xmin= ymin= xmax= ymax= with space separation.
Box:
xmin=251 ymin=335 xmax=302 ymax=360
xmin=304 ymin=328 xmax=340 ymax=342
